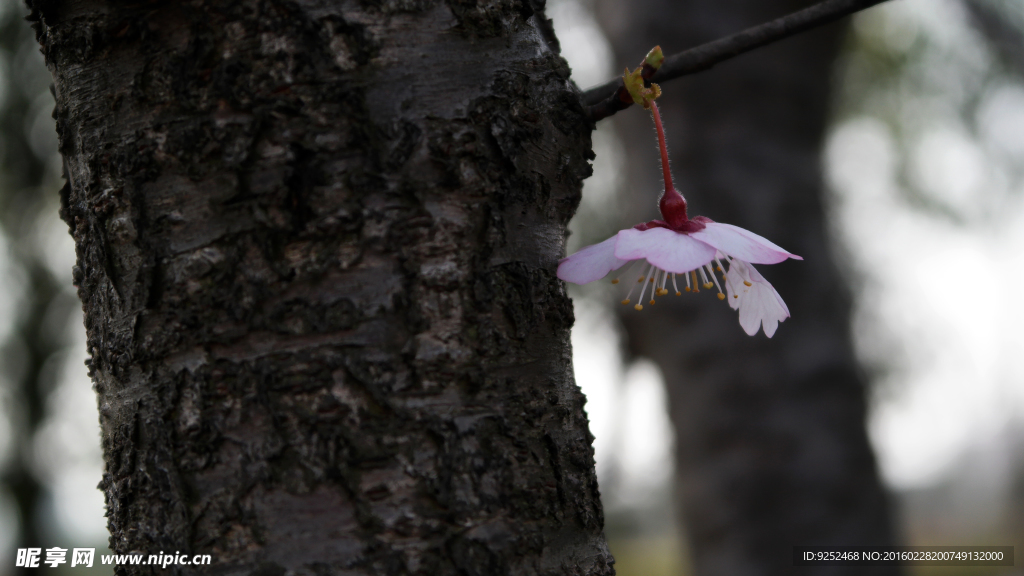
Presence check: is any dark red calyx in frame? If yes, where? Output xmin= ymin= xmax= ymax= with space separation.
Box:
xmin=659 ymin=187 xmax=688 ymax=228
xmin=649 ymin=187 xmax=703 ymax=232
xmin=672 ymin=218 xmax=708 ymax=233
xmin=634 ymin=216 xmax=709 ymax=233
xmin=634 ymin=220 xmax=667 ymax=231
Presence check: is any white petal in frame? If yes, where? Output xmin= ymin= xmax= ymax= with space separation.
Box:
xmin=737 ymin=298 xmax=762 ymax=335
xmin=747 ymin=262 xmax=791 ymax=318
xmin=773 ymin=289 xmax=791 ymax=319
xmin=614 ymin=227 xmax=716 ymax=274
xmin=726 ymin=260 xmax=791 ymax=337
xmin=689 ymin=222 xmax=801 ymax=264
xmin=754 ymin=284 xmax=789 ymax=338
xmin=557 ymin=235 xmax=630 ymax=284
xmin=724 ymin=259 xmax=750 ymax=311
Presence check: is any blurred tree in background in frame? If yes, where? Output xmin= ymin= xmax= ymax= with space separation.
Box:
xmin=591 ymin=0 xmax=898 ymax=573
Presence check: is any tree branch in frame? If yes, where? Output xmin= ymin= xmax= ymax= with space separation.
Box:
xmin=584 ymin=0 xmax=891 ymax=121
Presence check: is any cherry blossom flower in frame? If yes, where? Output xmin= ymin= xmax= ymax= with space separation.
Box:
xmin=557 ymin=69 xmax=800 ymax=337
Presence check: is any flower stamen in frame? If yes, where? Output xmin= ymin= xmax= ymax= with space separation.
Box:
xmin=657 ymin=270 xmax=669 ymax=296
xmin=621 ymin=270 xmax=644 ymax=305
xmin=672 ymin=273 xmax=681 ymax=296
xmin=704 ymin=264 xmax=725 ymax=300
xmin=715 ymin=256 xmax=728 ymax=280
xmin=635 ymin=264 xmax=656 ymax=310
xmin=697 ymin=266 xmax=712 ymax=290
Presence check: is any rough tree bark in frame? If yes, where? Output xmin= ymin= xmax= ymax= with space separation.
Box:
xmin=593 ymin=0 xmax=898 ymax=574
xmin=28 ymin=0 xmax=614 ymax=574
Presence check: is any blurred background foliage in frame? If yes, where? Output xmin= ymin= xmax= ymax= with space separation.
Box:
xmin=2 ymin=0 xmax=1024 ymax=575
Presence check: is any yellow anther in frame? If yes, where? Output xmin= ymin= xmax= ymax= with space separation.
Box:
xmin=716 ymin=266 xmax=722 ymax=272
xmin=744 ymin=281 xmax=752 ymax=287
xmin=621 ymin=299 xmax=630 ymax=305
xmin=733 ymin=294 xmax=739 ymax=299
xmin=649 ymin=299 xmax=656 ymax=305
xmin=703 ymin=282 xmax=713 ymax=290
xmin=634 ymin=304 xmax=643 ymax=311
xmin=638 ymin=277 xmax=645 ymax=283
xmin=649 ymin=278 xmax=655 ymax=283
xmin=675 ymin=291 xmax=682 ymax=296
xmin=611 ymin=279 xmax=619 ymax=284
xmin=657 ymin=288 xmax=669 ymax=296
xmin=717 ymin=293 xmax=725 ymax=300
xmin=685 ymin=286 xmax=691 ymax=292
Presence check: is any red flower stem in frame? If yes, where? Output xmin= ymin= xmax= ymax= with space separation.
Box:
xmin=650 ymin=102 xmax=674 ymax=193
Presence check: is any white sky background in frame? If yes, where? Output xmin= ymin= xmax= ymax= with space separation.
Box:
xmin=1 ymin=195 xmax=105 ymax=561
xmin=0 ymin=230 xmax=21 ymax=565
xmin=30 ymin=144 xmax=108 ymax=546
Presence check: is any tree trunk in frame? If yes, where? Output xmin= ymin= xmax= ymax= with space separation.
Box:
xmin=593 ymin=0 xmax=898 ymax=574
xmin=28 ymin=0 xmax=614 ymax=574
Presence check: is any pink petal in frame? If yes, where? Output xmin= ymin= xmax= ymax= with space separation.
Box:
xmin=557 ymin=235 xmax=629 ymax=284
xmin=690 ymin=222 xmax=802 ymax=264
xmin=614 ymin=227 xmax=716 ymax=274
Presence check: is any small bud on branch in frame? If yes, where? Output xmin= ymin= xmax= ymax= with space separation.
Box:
xmin=623 ymin=46 xmax=664 ymax=109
